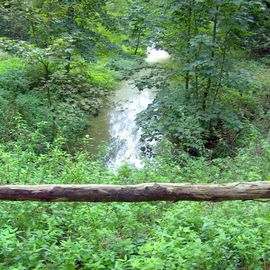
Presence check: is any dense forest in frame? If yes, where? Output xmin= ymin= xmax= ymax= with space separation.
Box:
xmin=0 ymin=0 xmax=270 ymax=269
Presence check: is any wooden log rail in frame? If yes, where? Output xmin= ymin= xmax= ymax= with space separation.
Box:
xmin=0 ymin=182 xmax=269 ymax=202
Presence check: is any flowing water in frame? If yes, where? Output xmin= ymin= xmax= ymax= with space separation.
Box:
xmin=88 ymin=48 xmax=170 ymax=169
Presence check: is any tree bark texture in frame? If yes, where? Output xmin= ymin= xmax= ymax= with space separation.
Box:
xmin=0 ymin=182 xmax=269 ymax=202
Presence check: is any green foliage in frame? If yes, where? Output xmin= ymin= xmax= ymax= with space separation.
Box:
xmin=0 ymin=135 xmax=269 ymax=269
xmin=85 ymin=61 xmax=119 ymax=90
xmin=108 ymin=54 xmax=146 ymax=80
xmin=138 ymin=94 xmax=205 ymax=156
xmin=0 ymin=56 xmax=24 ymax=73
xmin=0 ymin=1 xmax=269 ymax=269
xmin=138 ymin=50 xmax=269 ymax=158
xmin=137 ymin=81 xmax=247 ymax=158
xmin=156 ymin=0 xmax=257 ymax=108
xmin=0 ymin=56 xmax=113 ymax=148
xmin=245 ymin=0 xmax=270 ymax=56
xmin=130 ymin=0 xmax=270 ymax=159
xmin=0 ymin=0 xmax=115 ymax=58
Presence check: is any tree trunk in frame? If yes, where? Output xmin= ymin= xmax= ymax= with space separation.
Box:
xmin=134 ymin=28 xmax=142 ymax=55
xmin=65 ymin=5 xmax=74 ymax=74
xmin=202 ymin=5 xmax=219 ymax=111
xmin=184 ymin=1 xmax=193 ymax=93
xmin=0 ymin=182 xmax=270 ymax=202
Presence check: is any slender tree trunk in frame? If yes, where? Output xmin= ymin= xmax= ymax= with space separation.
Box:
xmin=194 ymin=42 xmax=202 ymax=100
xmin=213 ymin=36 xmax=228 ymax=105
xmin=0 ymin=182 xmax=270 ymax=202
xmin=65 ymin=54 xmax=71 ymax=75
xmin=193 ymin=6 xmax=199 ymax=99
xmin=29 ymin=15 xmax=39 ymax=45
xmin=185 ymin=1 xmax=193 ymax=93
xmin=65 ymin=5 xmax=74 ymax=74
xmin=134 ymin=28 xmax=142 ymax=55
xmin=202 ymin=5 xmax=219 ymax=110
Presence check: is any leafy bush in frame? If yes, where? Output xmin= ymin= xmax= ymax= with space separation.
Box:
xmin=138 ymin=61 xmax=270 ymax=159
xmin=0 ymin=55 xmax=114 ymax=149
xmin=138 ymin=99 xmax=205 ymax=156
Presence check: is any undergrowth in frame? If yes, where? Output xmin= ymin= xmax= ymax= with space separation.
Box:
xmin=0 ymin=128 xmax=269 ymax=269
xmin=0 ymin=54 xmax=121 ymax=148
xmin=0 ymin=56 xmax=24 ymax=73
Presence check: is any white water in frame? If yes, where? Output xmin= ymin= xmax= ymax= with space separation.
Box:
xmin=146 ymin=47 xmax=170 ymax=64
xmin=106 ymin=78 xmax=154 ymax=169
xmin=88 ymin=47 xmax=170 ymax=169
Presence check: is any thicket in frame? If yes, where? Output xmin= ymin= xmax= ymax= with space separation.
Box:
xmin=137 ymin=0 xmax=270 ymax=159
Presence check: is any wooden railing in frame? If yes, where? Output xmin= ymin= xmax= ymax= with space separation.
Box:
xmin=0 ymin=182 xmax=269 ymax=202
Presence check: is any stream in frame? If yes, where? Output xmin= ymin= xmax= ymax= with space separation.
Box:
xmin=88 ymin=47 xmax=170 ymax=169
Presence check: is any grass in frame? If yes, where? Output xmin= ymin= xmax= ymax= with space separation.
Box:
xmin=0 ymin=56 xmax=24 ymax=74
